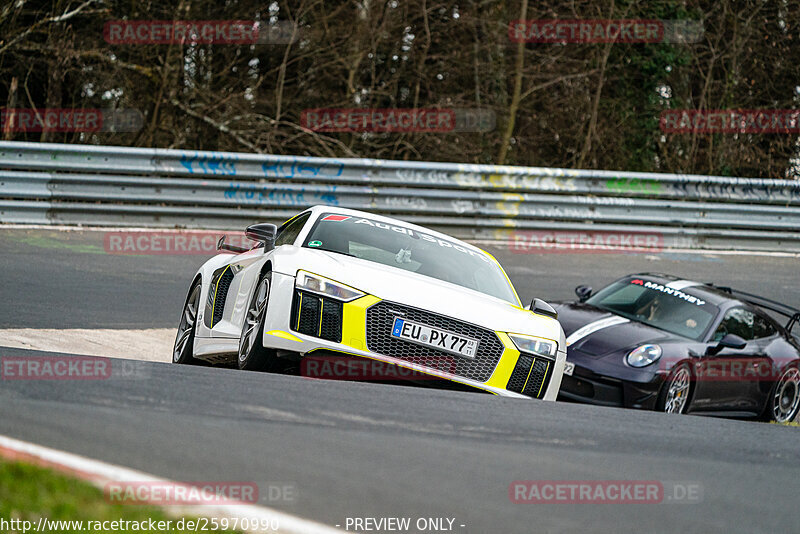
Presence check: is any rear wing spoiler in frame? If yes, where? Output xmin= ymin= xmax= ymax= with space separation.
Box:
xmin=711 ymin=285 xmax=800 ymax=333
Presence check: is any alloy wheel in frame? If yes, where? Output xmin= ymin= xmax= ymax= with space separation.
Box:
xmin=772 ymin=367 xmax=800 ymax=423
xmin=664 ymin=366 xmax=691 ymax=414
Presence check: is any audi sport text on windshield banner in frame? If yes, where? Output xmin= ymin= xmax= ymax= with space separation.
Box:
xmin=320 ymin=215 xmax=491 ymax=263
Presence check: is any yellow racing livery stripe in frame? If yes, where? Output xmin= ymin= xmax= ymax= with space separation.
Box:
xmin=484 ymin=332 xmax=521 ymax=389
xmin=341 ymin=294 xmax=381 ymax=351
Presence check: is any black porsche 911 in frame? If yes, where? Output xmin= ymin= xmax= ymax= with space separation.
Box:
xmin=553 ymin=273 xmax=800 ymax=422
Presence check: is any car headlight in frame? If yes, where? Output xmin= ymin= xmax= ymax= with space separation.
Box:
xmin=508 ymin=333 xmax=557 ymax=358
xmin=626 ymin=344 xmax=662 ymax=367
xmin=295 ymin=270 xmax=365 ymax=302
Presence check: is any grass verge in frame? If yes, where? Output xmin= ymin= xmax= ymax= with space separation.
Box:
xmin=0 ymin=458 xmax=241 ymax=533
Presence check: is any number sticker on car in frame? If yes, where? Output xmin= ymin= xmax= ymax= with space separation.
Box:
xmin=391 ymin=318 xmax=479 ymax=359
xmin=564 ymin=361 xmax=575 ymax=376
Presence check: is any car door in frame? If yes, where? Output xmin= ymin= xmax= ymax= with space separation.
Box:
xmin=751 ymin=313 xmax=792 ymax=411
xmin=695 ymin=307 xmax=768 ymax=412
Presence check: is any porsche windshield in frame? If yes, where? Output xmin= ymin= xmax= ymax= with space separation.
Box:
xmin=303 ymin=213 xmax=518 ymax=304
xmin=586 ymin=278 xmax=719 ymax=340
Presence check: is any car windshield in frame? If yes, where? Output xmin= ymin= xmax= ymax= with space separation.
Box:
xmin=586 ymin=278 xmax=719 ymax=340
xmin=303 ymin=213 xmax=519 ymax=304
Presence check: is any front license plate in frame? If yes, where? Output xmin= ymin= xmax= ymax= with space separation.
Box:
xmin=391 ymin=318 xmax=479 ymax=359
xmin=563 ymin=361 xmax=575 ymax=376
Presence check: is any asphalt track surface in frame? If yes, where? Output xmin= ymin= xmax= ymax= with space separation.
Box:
xmin=2 ymin=227 xmax=800 ymax=534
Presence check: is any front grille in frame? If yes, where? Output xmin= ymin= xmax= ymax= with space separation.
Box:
xmin=506 ymin=353 xmax=553 ymax=399
xmin=559 ymin=374 xmax=595 ymax=398
xmin=365 ymin=301 xmax=504 ymax=383
xmin=291 ymin=290 xmax=342 ymax=343
xmin=558 ymin=373 xmax=623 ymax=406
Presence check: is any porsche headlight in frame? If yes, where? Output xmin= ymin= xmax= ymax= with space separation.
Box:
xmin=626 ymin=344 xmax=662 ymax=367
xmin=508 ymin=333 xmax=557 ymax=358
xmin=295 ymin=270 xmax=365 ymax=302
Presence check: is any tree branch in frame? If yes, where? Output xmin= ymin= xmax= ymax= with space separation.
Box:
xmin=0 ymin=0 xmax=101 ymax=56
xmin=497 ymin=0 xmax=528 ymax=165
xmin=170 ymin=99 xmax=260 ymax=153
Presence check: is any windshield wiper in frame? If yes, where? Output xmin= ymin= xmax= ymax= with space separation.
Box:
xmin=318 ymin=248 xmax=357 ymax=258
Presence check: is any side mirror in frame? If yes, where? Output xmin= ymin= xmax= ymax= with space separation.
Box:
xmin=216 ymin=235 xmax=250 ymax=254
xmin=706 ymin=333 xmax=747 ymax=356
xmin=575 ymin=285 xmax=593 ymax=302
xmin=245 ymin=223 xmax=277 ymax=251
xmin=529 ymin=298 xmax=558 ymax=319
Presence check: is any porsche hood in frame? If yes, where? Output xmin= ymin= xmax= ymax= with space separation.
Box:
xmin=554 ymin=303 xmax=672 ymax=357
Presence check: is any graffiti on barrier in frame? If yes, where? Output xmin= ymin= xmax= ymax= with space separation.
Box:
xmin=606 ymin=177 xmax=663 ymax=195
xmin=262 ymin=158 xmax=344 ymax=179
xmin=224 ymin=183 xmax=339 ymax=206
xmin=450 ymin=200 xmax=475 ymax=213
xmin=669 ymin=178 xmax=800 ymax=203
xmin=383 ymin=196 xmax=428 ymax=209
xmin=179 ymin=153 xmax=237 ymax=175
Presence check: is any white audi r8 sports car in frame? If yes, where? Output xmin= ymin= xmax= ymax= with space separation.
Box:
xmin=173 ymin=206 xmax=566 ymax=400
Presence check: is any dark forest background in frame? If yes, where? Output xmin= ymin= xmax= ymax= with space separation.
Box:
xmin=1 ymin=0 xmax=799 ymax=178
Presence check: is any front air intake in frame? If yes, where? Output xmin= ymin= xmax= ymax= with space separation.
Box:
xmin=212 ymin=269 xmax=234 ymax=326
xmin=506 ymin=353 xmax=553 ymax=399
xmin=204 ymin=266 xmax=235 ymax=329
xmin=291 ymin=290 xmax=343 ymax=343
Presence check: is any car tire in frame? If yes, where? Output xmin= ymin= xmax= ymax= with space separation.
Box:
xmin=657 ymin=363 xmax=693 ymax=414
xmin=762 ymin=365 xmax=800 ymax=423
xmin=173 ymin=281 xmax=202 ymax=365
xmin=238 ymin=271 xmax=279 ymax=371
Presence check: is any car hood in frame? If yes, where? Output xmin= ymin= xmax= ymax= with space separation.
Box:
xmin=552 ymin=302 xmax=673 ymax=357
xmin=272 ymin=246 xmax=562 ymax=341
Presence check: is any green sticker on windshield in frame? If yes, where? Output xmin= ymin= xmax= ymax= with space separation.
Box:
xmin=308 ymin=240 xmax=323 ymax=247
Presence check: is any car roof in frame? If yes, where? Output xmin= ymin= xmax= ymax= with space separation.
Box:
xmin=301 ymin=204 xmax=489 ymax=256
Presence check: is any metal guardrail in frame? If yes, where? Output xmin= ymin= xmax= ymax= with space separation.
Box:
xmin=1 ymin=141 xmax=799 ymax=252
